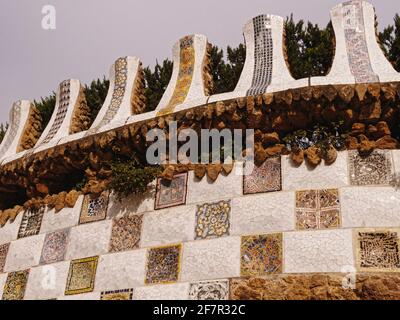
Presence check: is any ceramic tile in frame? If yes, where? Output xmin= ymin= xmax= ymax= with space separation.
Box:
xmin=40 ymin=229 xmax=69 ymax=265
xmin=145 ymin=245 xmax=181 ymax=285
xmin=243 ymin=157 xmax=281 ymax=194
xmin=188 ymin=280 xmax=229 ymax=300
xmin=2 ymin=270 xmax=29 ymax=300
xmin=155 ymin=173 xmax=188 ymax=210
xmin=79 ymin=191 xmax=109 ymax=224
xmin=0 ymin=243 xmax=10 ymax=273
xmin=18 ymin=207 xmax=45 ymax=239
xmin=109 ymin=214 xmax=143 ymax=253
xmin=100 ymin=288 xmax=133 ymax=300
xmin=195 ymin=201 xmax=231 ymax=240
xmin=65 ymin=256 xmax=98 ymax=295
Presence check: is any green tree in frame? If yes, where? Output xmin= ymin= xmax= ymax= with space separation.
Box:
xmin=34 ymin=94 xmax=57 ymax=129
xmin=84 ymin=77 xmax=110 ymax=124
xmin=379 ymin=14 xmax=400 ymax=71
xmin=284 ymin=15 xmax=334 ymax=79
xmin=0 ymin=123 xmax=9 ymax=144
xmin=143 ymin=59 xmax=173 ymax=111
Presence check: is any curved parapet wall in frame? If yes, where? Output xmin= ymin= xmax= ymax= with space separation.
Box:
xmin=0 ymin=151 xmax=400 ymax=299
xmin=33 ymin=79 xmax=90 ymax=153
xmin=86 ymin=57 xmax=146 ymax=136
xmin=0 ymin=101 xmax=38 ymax=163
xmin=311 ymin=0 xmax=400 ymax=86
xmin=156 ymin=34 xmax=212 ymax=116
xmin=210 ymin=14 xmax=308 ymax=103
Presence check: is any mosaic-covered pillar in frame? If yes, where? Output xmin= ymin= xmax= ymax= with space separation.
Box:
xmin=311 ymin=0 xmax=400 ymax=86
xmin=86 ymin=56 xmax=146 ymax=136
xmin=0 ymin=101 xmax=37 ymax=163
xmin=155 ymin=34 xmax=211 ymax=116
xmin=209 ymin=14 xmax=308 ymax=104
xmin=33 ymin=79 xmax=90 ymax=152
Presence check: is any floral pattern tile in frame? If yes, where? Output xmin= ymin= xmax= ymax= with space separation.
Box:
xmin=100 ymin=288 xmax=133 ymax=300
xmin=65 ymin=256 xmax=98 ymax=295
xmin=2 ymin=270 xmax=29 ymax=300
xmin=357 ymin=230 xmax=400 ymax=271
xmin=195 ymin=200 xmax=231 ymax=240
xmin=295 ymin=189 xmax=341 ymax=230
xmin=241 ymin=234 xmax=283 ymax=276
xmin=109 ymin=214 xmax=143 ymax=253
xmin=0 ymin=243 xmax=10 ymax=273
xmin=348 ymin=150 xmax=393 ymax=186
xmin=40 ymin=229 xmax=70 ymax=265
xmin=155 ymin=173 xmax=188 ymax=210
xmin=188 ymin=280 xmax=230 ymax=300
xmin=243 ymin=157 xmax=282 ymax=195
xmin=79 ymin=191 xmax=109 ymax=224
xmin=145 ymin=245 xmax=181 ymax=285
xmin=18 ymin=207 xmax=45 ymax=239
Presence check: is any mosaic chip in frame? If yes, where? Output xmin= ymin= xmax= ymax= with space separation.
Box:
xmin=18 ymin=207 xmax=45 ymax=239
xmin=100 ymin=288 xmax=133 ymax=300
xmin=241 ymin=234 xmax=283 ymax=276
xmin=2 ymin=270 xmax=29 ymax=300
xmin=155 ymin=173 xmax=188 ymax=210
xmin=65 ymin=256 xmax=98 ymax=295
xmin=357 ymin=231 xmax=400 ymax=271
xmin=40 ymin=229 xmax=70 ymax=265
xmin=195 ymin=200 xmax=231 ymax=240
xmin=188 ymin=280 xmax=230 ymax=300
xmin=0 ymin=243 xmax=10 ymax=273
xmin=348 ymin=150 xmax=393 ymax=186
xmin=295 ymin=189 xmax=341 ymax=230
xmin=342 ymin=1 xmax=379 ymax=83
xmin=109 ymin=214 xmax=143 ymax=253
xmin=243 ymin=157 xmax=282 ymax=195
xmin=145 ymin=245 xmax=181 ymax=285
xmin=79 ymin=191 xmax=109 ymax=224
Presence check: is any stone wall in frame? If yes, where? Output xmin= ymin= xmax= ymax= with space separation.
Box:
xmin=0 ymin=150 xmax=400 ymax=300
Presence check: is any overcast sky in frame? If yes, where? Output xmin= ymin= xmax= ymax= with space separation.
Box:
xmin=0 ymin=0 xmax=398 ymax=123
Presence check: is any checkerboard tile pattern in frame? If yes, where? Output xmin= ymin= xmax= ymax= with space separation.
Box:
xmin=295 ymin=189 xmax=341 ymax=230
xmin=2 ymin=270 xmax=29 ymax=300
xmin=348 ymin=150 xmax=393 ymax=186
xmin=109 ymin=214 xmax=143 ymax=253
xmin=195 ymin=201 xmax=231 ymax=240
xmin=18 ymin=207 xmax=45 ymax=239
xmin=100 ymin=288 xmax=133 ymax=300
xmin=356 ymin=230 xmax=400 ymax=272
xmin=155 ymin=173 xmax=188 ymax=210
xmin=243 ymin=157 xmax=282 ymax=195
xmin=241 ymin=234 xmax=283 ymax=276
xmin=65 ymin=256 xmax=99 ymax=295
xmin=145 ymin=245 xmax=181 ymax=285
xmin=79 ymin=192 xmax=109 ymax=224
xmin=40 ymin=229 xmax=69 ymax=265
xmin=188 ymin=280 xmax=230 ymax=300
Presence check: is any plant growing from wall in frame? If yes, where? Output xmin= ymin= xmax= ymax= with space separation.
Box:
xmin=109 ymin=157 xmax=162 ymax=200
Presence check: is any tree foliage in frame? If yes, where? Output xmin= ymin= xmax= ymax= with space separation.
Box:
xmin=84 ymin=77 xmax=110 ymax=124
xmin=379 ymin=14 xmax=400 ymax=71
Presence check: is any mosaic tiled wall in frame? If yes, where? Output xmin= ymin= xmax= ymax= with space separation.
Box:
xmin=247 ymin=15 xmax=273 ymax=96
xmin=157 ymin=36 xmax=195 ymax=116
xmin=0 ymin=101 xmax=21 ymax=157
xmin=1 ymin=150 xmax=400 ymax=300
xmin=40 ymin=80 xmax=71 ymax=145
xmin=86 ymin=58 xmax=128 ymax=135
xmin=342 ymin=1 xmax=379 ymax=83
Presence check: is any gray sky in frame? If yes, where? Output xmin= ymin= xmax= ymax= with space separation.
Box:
xmin=0 ymin=0 xmax=398 ymax=123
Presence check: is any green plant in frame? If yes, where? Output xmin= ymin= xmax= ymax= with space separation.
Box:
xmin=109 ymin=158 xmax=162 ymax=200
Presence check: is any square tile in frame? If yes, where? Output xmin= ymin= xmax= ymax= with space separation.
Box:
xmin=145 ymin=245 xmax=181 ymax=285
xmin=2 ymin=270 xmax=29 ymax=300
xmin=349 ymin=150 xmax=393 ymax=186
xmin=241 ymin=234 xmax=283 ymax=276
xmin=65 ymin=256 xmax=98 ymax=295
xmin=243 ymin=157 xmax=282 ymax=194
xmin=100 ymin=288 xmax=133 ymax=300
xmin=79 ymin=191 xmax=109 ymax=224
xmin=18 ymin=207 xmax=45 ymax=239
xmin=188 ymin=280 xmax=229 ymax=300
xmin=195 ymin=201 xmax=231 ymax=240
xmin=155 ymin=173 xmax=188 ymax=210
xmin=109 ymin=214 xmax=143 ymax=253
xmin=40 ymin=229 xmax=69 ymax=265
xmin=295 ymin=189 xmax=341 ymax=230
xmin=0 ymin=243 xmax=10 ymax=273
xmin=357 ymin=230 xmax=400 ymax=271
